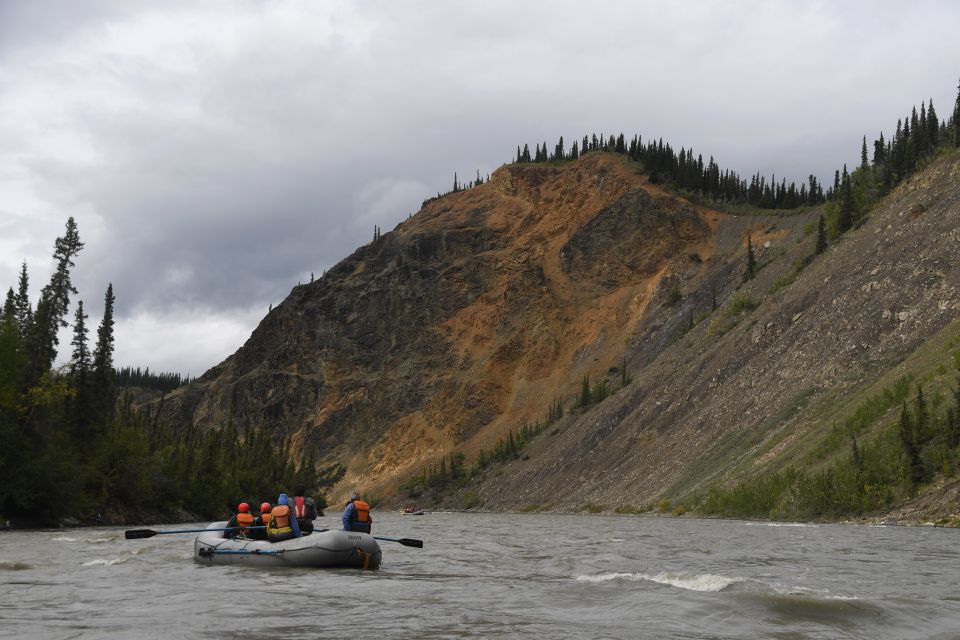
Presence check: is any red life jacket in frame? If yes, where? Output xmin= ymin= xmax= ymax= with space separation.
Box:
xmin=294 ymin=496 xmax=306 ymax=518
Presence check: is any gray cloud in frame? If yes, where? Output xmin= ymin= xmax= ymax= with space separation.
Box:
xmin=2 ymin=1 xmax=959 ymax=375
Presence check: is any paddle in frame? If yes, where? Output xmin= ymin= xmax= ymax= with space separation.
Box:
xmin=125 ymin=526 xmax=265 ymax=539
xmin=373 ymin=536 xmax=424 ymax=548
xmin=198 ymin=548 xmax=282 ymax=557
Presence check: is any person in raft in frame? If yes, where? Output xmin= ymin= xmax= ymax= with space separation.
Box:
xmin=253 ymin=502 xmax=271 ymax=540
xmin=292 ymin=485 xmax=319 ymax=534
xmin=266 ymin=493 xmax=302 ymax=542
xmin=223 ymin=502 xmax=256 ymax=538
xmin=342 ymin=492 xmax=373 ymax=533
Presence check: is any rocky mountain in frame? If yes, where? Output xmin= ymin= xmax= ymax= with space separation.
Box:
xmin=156 ymin=149 xmax=960 ymax=516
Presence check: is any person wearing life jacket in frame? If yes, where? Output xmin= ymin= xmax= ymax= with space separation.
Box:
xmin=266 ymin=493 xmax=302 ymax=542
xmin=253 ymin=502 xmax=272 ymax=540
xmin=342 ymin=492 xmax=373 ymax=533
xmin=223 ymin=502 xmax=256 ymax=538
xmin=292 ymin=485 xmax=319 ymax=534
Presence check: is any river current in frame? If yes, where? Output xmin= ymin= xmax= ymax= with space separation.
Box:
xmin=1 ymin=511 xmax=958 ymax=639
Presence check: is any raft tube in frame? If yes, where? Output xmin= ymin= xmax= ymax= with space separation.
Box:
xmin=193 ymin=521 xmax=382 ymax=569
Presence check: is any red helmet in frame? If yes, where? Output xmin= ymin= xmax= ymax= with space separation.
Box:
xmin=238 ymin=502 xmax=250 ymax=513
xmin=260 ymin=502 xmax=271 ymax=513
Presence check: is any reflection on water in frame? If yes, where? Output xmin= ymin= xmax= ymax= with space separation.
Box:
xmin=1 ymin=512 xmax=958 ymax=639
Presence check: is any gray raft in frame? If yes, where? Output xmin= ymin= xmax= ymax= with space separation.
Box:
xmin=193 ymin=521 xmax=382 ymax=569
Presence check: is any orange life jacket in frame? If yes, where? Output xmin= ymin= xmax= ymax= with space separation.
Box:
xmin=352 ymin=500 xmax=370 ymax=523
xmin=236 ymin=512 xmax=255 ymax=536
xmin=267 ymin=504 xmax=292 ymax=537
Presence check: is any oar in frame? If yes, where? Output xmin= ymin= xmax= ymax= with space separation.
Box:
xmin=125 ymin=527 xmax=265 ymax=539
xmin=373 ymin=536 xmax=424 ymax=548
xmin=198 ymin=548 xmax=283 ymax=557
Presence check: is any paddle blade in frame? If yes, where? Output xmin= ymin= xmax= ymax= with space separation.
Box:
xmin=398 ymin=538 xmax=423 ymax=548
xmin=124 ymin=529 xmax=157 ymax=539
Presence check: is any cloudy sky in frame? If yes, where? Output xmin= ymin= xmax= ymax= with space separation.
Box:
xmin=2 ymin=1 xmax=959 ymax=376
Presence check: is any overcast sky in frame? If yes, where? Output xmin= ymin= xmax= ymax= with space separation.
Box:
xmin=2 ymin=1 xmax=959 ymax=376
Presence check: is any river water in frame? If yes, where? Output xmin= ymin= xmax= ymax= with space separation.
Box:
xmin=1 ymin=511 xmax=958 ymax=639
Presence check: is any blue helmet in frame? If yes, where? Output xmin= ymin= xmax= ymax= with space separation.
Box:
xmin=278 ymin=493 xmax=289 ymax=505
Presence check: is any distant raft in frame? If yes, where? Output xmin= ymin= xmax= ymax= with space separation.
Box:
xmin=193 ymin=521 xmax=382 ymax=569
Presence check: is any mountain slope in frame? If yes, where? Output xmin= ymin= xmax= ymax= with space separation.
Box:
xmin=157 ymin=153 xmax=719 ymax=493
xmin=465 ymin=151 xmax=960 ymax=513
xmin=157 ymin=150 xmax=960 ymax=515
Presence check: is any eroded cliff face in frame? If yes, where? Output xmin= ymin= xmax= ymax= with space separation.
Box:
xmin=156 ymin=153 xmax=717 ymax=498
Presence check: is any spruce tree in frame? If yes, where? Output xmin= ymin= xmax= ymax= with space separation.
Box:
xmin=14 ymin=261 xmax=30 ymax=339
xmin=25 ymin=217 xmax=84 ymax=381
xmin=898 ymin=401 xmax=923 ymax=484
xmin=579 ymin=375 xmax=591 ymax=407
xmin=70 ymin=300 xmax=90 ymax=379
xmin=815 ymin=213 xmax=828 ymax=254
xmin=860 ymin=136 xmax=869 ymax=170
xmin=743 ymin=235 xmax=757 ymax=281
xmin=927 ymin=99 xmax=938 ymax=149
xmin=953 ymin=77 xmax=960 ymax=146
xmin=873 ymin=132 xmax=886 ymax=165
xmin=3 ymin=288 xmax=14 ymax=321
xmin=838 ymin=165 xmax=853 ymax=233
xmin=92 ymin=283 xmax=116 ymax=424
xmin=70 ymin=300 xmax=92 ymax=436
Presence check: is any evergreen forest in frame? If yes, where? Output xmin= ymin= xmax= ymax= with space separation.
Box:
xmin=0 ymin=219 xmax=328 ymax=526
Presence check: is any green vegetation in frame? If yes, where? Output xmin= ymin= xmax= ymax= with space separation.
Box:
xmin=0 ymin=220 xmax=329 ymax=525
xmin=582 ymin=502 xmax=605 ymax=513
xmin=115 ymin=367 xmax=191 ymax=392
xmin=768 ymin=254 xmax=814 ymax=294
xmin=700 ymin=377 xmax=960 ymax=520
xmin=706 ymin=293 xmax=759 ymax=337
xmin=577 ymin=375 xmax=610 ymax=407
xmin=462 ymin=491 xmax=480 ymax=509
xmin=400 ymin=418 xmax=550 ymax=498
xmin=823 ymin=86 xmax=960 ymax=239
xmin=614 ymin=504 xmax=649 ymax=515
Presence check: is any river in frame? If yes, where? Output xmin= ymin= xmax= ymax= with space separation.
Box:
xmin=1 ymin=511 xmax=958 ymax=639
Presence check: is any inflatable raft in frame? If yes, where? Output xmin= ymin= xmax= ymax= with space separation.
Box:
xmin=193 ymin=521 xmax=382 ymax=569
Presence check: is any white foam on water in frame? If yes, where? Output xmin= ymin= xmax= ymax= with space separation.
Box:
xmin=576 ymin=571 xmax=745 ymax=592
xmin=767 ymin=582 xmax=859 ymax=601
xmin=744 ymin=522 xmax=818 ymax=528
xmin=51 ymin=536 xmax=79 ymax=542
xmin=81 ymin=557 xmax=128 ymax=567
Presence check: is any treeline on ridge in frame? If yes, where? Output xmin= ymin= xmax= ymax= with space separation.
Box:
xmin=115 ymin=366 xmax=191 ymax=393
xmin=512 ymin=77 xmax=960 ymax=214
